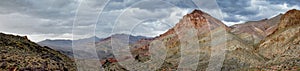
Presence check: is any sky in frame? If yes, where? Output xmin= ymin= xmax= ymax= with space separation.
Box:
xmin=0 ymin=0 xmax=299 ymax=42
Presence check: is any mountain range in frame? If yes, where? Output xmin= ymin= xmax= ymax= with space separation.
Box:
xmin=101 ymin=9 xmax=300 ymax=71
xmin=38 ymin=34 xmax=149 ymax=59
xmin=0 ymin=9 xmax=299 ymax=71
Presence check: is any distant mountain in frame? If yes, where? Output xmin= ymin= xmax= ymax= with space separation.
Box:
xmin=102 ymin=9 xmax=300 ymax=71
xmin=230 ymin=14 xmax=282 ymax=45
xmin=38 ymin=36 xmax=102 ymax=57
xmin=38 ymin=39 xmax=73 ymax=57
xmin=95 ymin=34 xmax=149 ymax=59
xmin=76 ymin=36 xmax=102 ymax=43
xmin=0 ymin=33 xmax=75 ymax=70
xmin=38 ymin=34 xmax=149 ymax=59
xmin=101 ymin=34 xmax=151 ymax=44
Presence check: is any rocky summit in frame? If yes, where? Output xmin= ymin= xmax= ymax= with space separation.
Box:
xmin=101 ymin=9 xmax=300 ymax=71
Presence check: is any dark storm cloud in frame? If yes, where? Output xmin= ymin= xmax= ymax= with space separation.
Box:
xmin=217 ymin=0 xmax=300 ymax=23
xmin=0 ymin=0 xmax=77 ymax=19
xmin=163 ymin=0 xmax=198 ymax=8
xmin=0 ymin=0 xmax=78 ymax=35
xmin=216 ymin=0 xmax=256 ymax=22
xmin=102 ymin=0 xmax=197 ymax=11
xmin=268 ymin=0 xmax=300 ymax=6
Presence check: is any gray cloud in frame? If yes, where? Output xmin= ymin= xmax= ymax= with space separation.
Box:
xmin=111 ymin=7 xmax=190 ymax=36
xmin=0 ymin=0 xmax=77 ymax=20
xmin=268 ymin=0 xmax=300 ymax=6
xmin=217 ymin=0 xmax=300 ymax=23
xmin=101 ymin=0 xmax=197 ymax=11
xmin=95 ymin=0 xmax=195 ymax=38
xmin=0 ymin=0 xmax=78 ymax=41
xmin=0 ymin=0 xmax=299 ymax=42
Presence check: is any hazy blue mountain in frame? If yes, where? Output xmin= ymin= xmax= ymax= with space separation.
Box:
xmin=38 ymin=34 xmax=149 ymax=59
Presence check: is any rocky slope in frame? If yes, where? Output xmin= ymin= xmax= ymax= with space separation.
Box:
xmin=230 ymin=14 xmax=282 ymax=46
xmin=102 ymin=9 xmax=300 ymax=71
xmin=255 ymin=9 xmax=300 ymax=70
xmin=0 ymin=33 xmax=76 ymax=71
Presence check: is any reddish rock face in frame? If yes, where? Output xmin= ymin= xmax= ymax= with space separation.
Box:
xmin=102 ymin=9 xmax=300 ymax=71
xmin=158 ymin=9 xmax=228 ymax=39
xmin=108 ymin=58 xmax=118 ymax=63
xmin=100 ymin=60 xmax=107 ymax=65
xmin=185 ymin=10 xmax=208 ymax=28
